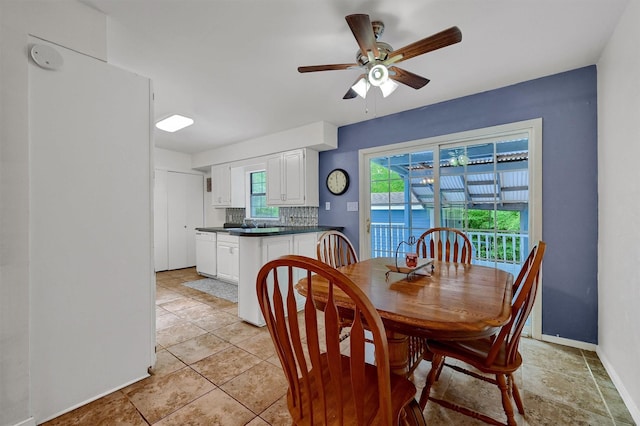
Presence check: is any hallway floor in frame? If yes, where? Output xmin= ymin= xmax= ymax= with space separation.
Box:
xmin=43 ymin=267 xmax=635 ymax=425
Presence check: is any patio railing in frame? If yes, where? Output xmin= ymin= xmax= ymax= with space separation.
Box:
xmin=370 ymin=223 xmax=528 ymax=265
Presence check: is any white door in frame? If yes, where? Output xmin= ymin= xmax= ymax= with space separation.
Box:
xmin=29 ymin=38 xmax=154 ymax=422
xmin=167 ymin=172 xmax=203 ymax=270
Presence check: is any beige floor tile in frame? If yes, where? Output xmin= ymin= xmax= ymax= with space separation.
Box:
xmin=211 ymin=319 xmax=267 ymax=344
xmin=41 ymin=268 xmax=637 ymax=426
xmin=246 ymin=417 xmax=271 ymax=426
xmin=584 ymin=355 xmax=618 ymax=390
xmin=522 ymin=364 xmax=610 ymax=418
xmin=220 ymin=361 xmax=288 ymax=414
xmin=155 ymin=287 xmax=183 ymax=305
xmin=151 ymin=349 xmax=187 ymax=377
xmin=520 ymin=391 xmax=614 ymax=425
xmin=599 ymin=385 xmax=636 ymax=424
xmin=192 ymin=346 xmax=263 ymax=386
xmin=173 ymin=303 xmax=218 ymax=321
xmin=154 ymin=388 xmax=255 ymax=426
xmin=196 ymin=293 xmax=238 ymax=310
xmin=156 ymin=306 xmax=171 ymax=317
xmin=156 ymin=322 xmax=207 ymax=348
xmin=189 ymin=310 xmax=240 ymax=332
xmin=441 ymin=367 xmax=519 ymax=423
xmin=166 ymin=333 xmax=232 ymax=365
xmin=156 ymin=311 xmax=187 ymax=330
xmin=234 ymin=330 xmax=277 ymax=359
xmin=258 ymin=395 xmax=292 ymax=426
xmin=520 ymin=338 xmax=590 ymax=377
xmin=125 ymin=367 xmax=215 ymax=424
xmin=41 ymin=391 xmax=147 ymax=426
xmin=159 ymin=297 xmax=208 ymax=313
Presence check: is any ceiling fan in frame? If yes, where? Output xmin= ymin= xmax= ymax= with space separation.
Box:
xmin=298 ymin=14 xmax=462 ymax=99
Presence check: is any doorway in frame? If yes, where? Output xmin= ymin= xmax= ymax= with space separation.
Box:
xmin=359 ymin=119 xmax=542 ymax=337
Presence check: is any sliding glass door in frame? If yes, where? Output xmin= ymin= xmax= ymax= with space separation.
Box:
xmin=360 ymin=120 xmax=542 ymax=335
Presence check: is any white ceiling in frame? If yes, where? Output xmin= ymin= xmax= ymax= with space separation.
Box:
xmin=81 ymin=0 xmax=629 ymax=155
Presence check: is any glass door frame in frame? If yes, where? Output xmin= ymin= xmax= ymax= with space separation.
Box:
xmin=358 ymin=118 xmax=543 ymax=338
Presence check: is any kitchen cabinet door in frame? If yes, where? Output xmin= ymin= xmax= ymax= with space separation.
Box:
xmin=261 ymin=236 xmax=294 ymax=263
xmin=211 ymin=164 xmax=231 ymax=207
xmin=216 ymin=234 xmax=239 ymax=283
xmin=293 ymin=232 xmax=319 ymax=258
xmin=266 ymin=149 xmax=319 ymax=206
xmin=230 ymin=166 xmax=246 ymax=208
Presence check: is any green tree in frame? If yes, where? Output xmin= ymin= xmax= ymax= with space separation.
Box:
xmin=370 ymin=162 xmax=405 ymax=192
xmin=467 ymin=210 xmax=520 ymax=231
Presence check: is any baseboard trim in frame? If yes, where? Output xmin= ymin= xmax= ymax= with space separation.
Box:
xmin=596 ymin=349 xmax=640 ymax=424
xmin=540 ymin=333 xmax=597 ymax=351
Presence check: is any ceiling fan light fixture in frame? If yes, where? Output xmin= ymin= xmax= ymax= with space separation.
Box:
xmin=380 ymin=78 xmax=398 ymax=98
xmin=155 ymin=114 xmax=194 ymax=132
xmin=351 ymin=77 xmax=370 ymax=98
xmin=368 ymin=64 xmax=389 ymax=87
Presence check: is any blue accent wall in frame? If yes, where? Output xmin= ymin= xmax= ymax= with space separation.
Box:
xmin=318 ymin=66 xmax=598 ymax=344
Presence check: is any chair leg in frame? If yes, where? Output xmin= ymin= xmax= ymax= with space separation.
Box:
xmin=496 ymin=373 xmax=517 ymax=426
xmin=418 ymin=353 xmax=444 ymax=409
xmin=509 ymin=373 xmax=525 ymax=415
xmin=400 ymin=399 xmax=427 ymax=426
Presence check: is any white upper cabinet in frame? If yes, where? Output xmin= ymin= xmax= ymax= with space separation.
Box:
xmin=211 ymin=164 xmax=231 ymax=207
xmin=230 ymin=166 xmax=246 ymax=208
xmin=266 ymin=148 xmax=319 ymax=206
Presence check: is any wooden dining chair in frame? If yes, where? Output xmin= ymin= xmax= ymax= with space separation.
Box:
xmin=257 ymin=255 xmax=426 ymax=425
xmin=418 ymin=241 xmax=546 ymax=426
xmin=317 ymin=230 xmax=359 ymax=268
xmin=415 ymin=227 xmax=472 ymax=264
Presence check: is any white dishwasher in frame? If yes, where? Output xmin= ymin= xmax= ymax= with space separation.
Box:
xmin=195 ymin=231 xmax=217 ymax=277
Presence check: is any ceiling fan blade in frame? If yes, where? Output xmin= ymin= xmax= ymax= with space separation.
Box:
xmin=345 ymin=14 xmax=379 ymax=60
xmin=298 ymin=63 xmax=358 ymax=73
xmin=343 ymin=88 xmax=358 ymax=99
xmin=385 ymin=26 xmax=462 ymax=65
xmin=389 ymin=67 xmax=430 ymax=89
xmin=343 ymin=74 xmax=367 ymax=99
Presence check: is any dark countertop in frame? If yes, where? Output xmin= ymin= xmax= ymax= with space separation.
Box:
xmin=195 ymin=225 xmax=343 ymax=237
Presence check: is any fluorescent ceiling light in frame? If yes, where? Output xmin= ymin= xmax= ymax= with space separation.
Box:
xmin=155 ymin=114 xmax=194 ymax=132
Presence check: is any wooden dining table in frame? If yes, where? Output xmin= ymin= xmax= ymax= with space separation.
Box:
xmin=296 ymin=257 xmax=514 ymax=376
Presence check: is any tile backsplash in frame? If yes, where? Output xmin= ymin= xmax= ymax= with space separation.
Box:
xmin=226 ymin=207 xmax=318 ymax=226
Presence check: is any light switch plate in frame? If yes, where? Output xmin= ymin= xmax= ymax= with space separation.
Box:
xmin=325 ymin=202 xmax=331 ymax=210
xmin=347 ymin=202 xmax=358 ymax=212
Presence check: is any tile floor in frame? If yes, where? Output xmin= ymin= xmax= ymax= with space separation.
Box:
xmin=43 ymin=267 xmax=635 ymax=425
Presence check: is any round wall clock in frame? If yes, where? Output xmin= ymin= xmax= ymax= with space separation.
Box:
xmin=326 ymin=168 xmax=350 ymax=195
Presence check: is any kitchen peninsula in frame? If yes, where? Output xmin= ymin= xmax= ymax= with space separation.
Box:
xmin=195 ymin=225 xmax=342 ymax=326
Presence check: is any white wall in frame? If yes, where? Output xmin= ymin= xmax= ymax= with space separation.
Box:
xmin=0 ymin=2 xmax=107 ymax=425
xmin=155 ymin=147 xmax=195 ymax=172
xmin=597 ymin=0 xmax=640 ymax=421
xmin=153 ymin=147 xmax=224 ymax=227
xmin=192 ymin=121 xmax=337 ymax=168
